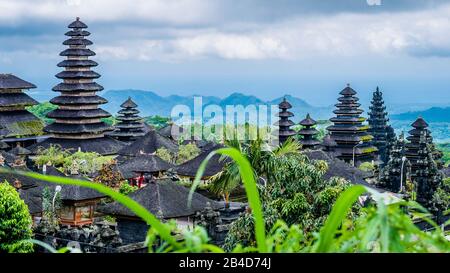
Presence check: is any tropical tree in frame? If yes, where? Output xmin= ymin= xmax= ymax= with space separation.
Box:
xmin=0 ymin=182 xmax=33 ymax=253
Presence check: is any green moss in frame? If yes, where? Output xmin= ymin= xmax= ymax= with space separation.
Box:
xmin=5 ymin=119 xmax=44 ymax=137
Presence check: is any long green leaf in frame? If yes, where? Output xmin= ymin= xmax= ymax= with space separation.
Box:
xmin=0 ymin=168 xmax=181 ymax=249
xmin=315 ymin=185 xmax=367 ymax=253
xmin=189 ymin=147 xmax=267 ymax=253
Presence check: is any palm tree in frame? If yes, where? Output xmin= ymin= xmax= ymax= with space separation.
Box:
xmin=209 ymin=136 xmax=301 ymax=207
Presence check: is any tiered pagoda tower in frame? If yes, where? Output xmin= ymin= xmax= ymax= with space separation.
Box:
xmin=31 ymin=18 xmax=123 ymax=155
xmin=378 ymin=133 xmax=410 ymax=193
xmin=405 ymin=117 xmax=444 ymax=176
xmin=275 ymin=98 xmax=296 ymax=145
xmin=326 ymin=84 xmax=377 ymax=165
xmin=298 ymin=113 xmax=320 ymax=149
xmin=109 ymin=97 xmax=145 ymax=142
xmin=367 ymin=87 xmax=395 ymax=166
xmin=0 ymin=74 xmax=44 ymax=147
xmin=414 ymin=132 xmax=443 ymax=212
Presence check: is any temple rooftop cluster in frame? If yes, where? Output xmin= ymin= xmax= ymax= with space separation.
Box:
xmin=0 ymin=18 xmax=448 ymax=252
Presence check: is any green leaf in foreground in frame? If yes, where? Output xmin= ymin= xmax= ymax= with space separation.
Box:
xmin=188 ymin=147 xmax=267 ymax=253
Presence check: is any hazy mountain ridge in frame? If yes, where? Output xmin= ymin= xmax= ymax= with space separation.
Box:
xmin=391 ymin=107 xmax=450 ymax=123
xmin=100 ymin=89 xmax=333 ymax=121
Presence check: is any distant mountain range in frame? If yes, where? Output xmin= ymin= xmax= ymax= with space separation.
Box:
xmin=391 ymin=107 xmax=450 ymax=123
xmin=100 ymin=89 xmax=333 ymax=121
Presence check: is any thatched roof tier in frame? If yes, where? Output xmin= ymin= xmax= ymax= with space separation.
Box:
xmin=330 ymin=117 xmax=366 ymax=123
xmin=68 ymin=17 xmax=88 ymax=29
xmin=115 ymin=123 xmax=144 ymax=130
xmin=45 ymin=122 xmax=113 ymax=135
xmin=65 ymin=30 xmax=90 ymax=36
xmin=276 ymin=111 xmax=294 ymax=118
xmin=116 ymin=115 xmax=142 ymax=122
xmin=118 ymin=154 xmax=173 ymax=179
xmin=0 ymin=93 xmax=38 ymax=109
xmin=50 ymin=95 xmax=107 ymax=105
xmin=118 ymin=108 xmax=139 ymax=115
xmin=98 ymin=179 xmax=222 ymax=219
xmin=274 ymin=120 xmax=295 ymax=127
xmin=19 ymin=189 xmax=42 ymax=215
xmin=175 ymin=144 xmax=226 ymax=178
xmin=340 ymin=85 xmax=357 ymax=96
xmin=52 ymin=82 xmax=104 ymax=92
xmin=333 ymin=109 xmax=364 ymax=115
xmin=60 ymin=48 xmax=95 ymax=57
xmin=278 ymin=130 xmax=297 ymax=137
xmin=63 ymin=38 xmax=93 ymax=46
xmin=56 ymin=70 xmax=101 ymax=79
xmin=118 ymin=130 xmax=178 ymax=156
xmin=0 ymin=74 xmax=36 ymax=89
xmin=46 ymin=109 xmax=111 ymax=119
xmin=0 ymin=140 xmax=9 ymax=150
xmin=0 ymin=111 xmax=44 ymax=138
xmin=278 ymin=99 xmax=292 ymax=109
xmin=411 ymin=117 xmax=429 ymax=128
xmin=57 ymin=59 xmax=98 ymax=67
xmin=29 ymin=136 xmax=125 ymax=155
xmin=120 ymin=97 xmax=138 ymax=108
xmin=299 ymin=114 xmax=317 ymax=126
xmin=298 ymin=128 xmax=319 ymax=135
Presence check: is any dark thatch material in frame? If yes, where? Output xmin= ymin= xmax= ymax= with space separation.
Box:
xmin=0 ymin=74 xmax=36 ymax=89
xmin=0 ymin=111 xmax=44 ymax=138
xmin=63 ymin=38 xmax=93 ymax=46
xmin=50 ymin=95 xmax=107 ymax=105
xmin=118 ymin=130 xmax=178 ymax=156
xmin=46 ymin=109 xmax=111 ymax=119
xmin=65 ymin=30 xmax=90 ymax=36
xmin=98 ymin=179 xmax=222 ymax=219
xmin=175 ymin=144 xmax=227 ymax=178
xmin=44 ymin=122 xmax=113 ymax=134
xmin=158 ymin=123 xmax=185 ymax=140
xmin=118 ymin=154 xmax=174 ymax=179
xmin=0 ymin=140 xmax=9 ymax=150
xmin=0 ymin=93 xmax=38 ymax=107
xmin=19 ymin=189 xmax=42 ymax=215
xmin=52 ymin=82 xmax=104 ymax=92
xmin=303 ymin=150 xmax=374 ymax=189
xmin=29 ymin=136 xmax=125 ymax=156
xmin=57 ymin=59 xmax=98 ymax=67
xmin=60 ymin=48 xmax=95 ymax=57
xmin=68 ymin=17 xmax=88 ymax=29
xmin=0 ymin=166 xmax=41 ymax=189
xmin=9 ymin=145 xmax=31 ymax=156
xmin=56 ymin=70 xmax=100 ymax=79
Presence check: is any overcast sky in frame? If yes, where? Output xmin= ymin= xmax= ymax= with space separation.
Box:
xmin=1 ymin=0 xmax=450 ymax=106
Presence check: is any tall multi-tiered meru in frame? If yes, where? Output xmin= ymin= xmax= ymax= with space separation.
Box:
xmin=367 ymin=87 xmax=395 ymax=166
xmin=405 ymin=117 xmax=444 ymax=177
xmin=109 ymin=97 xmax=145 ymax=143
xmin=327 ymin=85 xmax=377 ymax=165
xmin=32 ymin=18 xmax=123 ymax=155
xmin=276 ymin=98 xmax=296 ymax=145
xmin=0 ymin=74 xmax=44 ymax=147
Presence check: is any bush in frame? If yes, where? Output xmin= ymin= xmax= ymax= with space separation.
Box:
xmin=359 ymin=162 xmax=375 ymax=173
xmin=0 ymin=182 xmax=33 ymax=253
xmin=119 ymin=183 xmax=138 ymax=195
xmin=156 ymin=147 xmax=174 ymax=163
xmin=176 ymin=143 xmax=200 ymax=164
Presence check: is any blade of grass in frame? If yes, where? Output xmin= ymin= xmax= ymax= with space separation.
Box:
xmin=189 ymin=147 xmax=267 ymax=253
xmin=315 ymin=185 xmax=367 ymax=253
xmin=0 ymin=168 xmax=181 ymax=250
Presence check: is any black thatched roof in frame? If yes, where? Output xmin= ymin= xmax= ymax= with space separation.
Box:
xmin=300 ymin=113 xmax=317 ymax=126
xmin=50 ymin=95 xmax=107 ymax=105
xmin=63 ymin=38 xmax=93 ymax=46
xmin=118 ymin=130 xmax=178 ymax=156
xmin=0 ymin=140 xmax=9 ymax=150
xmin=411 ymin=117 xmax=429 ymax=129
xmin=0 ymin=74 xmax=36 ymax=89
xmin=68 ymin=17 xmax=88 ymax=29
xmin=10 ymin=145 xmax=31 ymax=156
xmin=0 ymin=93 xmax=38 ymax=107
xmin=52 ymin=82 xmax=104 ymax=92
xmin=0 ymin=111 xmax=44 ymax=138
xmin=19 ymin=188 xmax=42 ymax=215
xmin=278 ymin=98 xmax=292 ymax=109
xmin=118 ymin=154 xmax=173 ymax=179
xmin=303 ymin=150 xmax=373 ymax=188
xmin=56 ymin=70 xmax=100 ymax=79
xmin=46 ymin=108 xmax=111 ymax=119
xmin=121 ymin=97 xmax=138 ymax=108
xmin=340 ymin=84 xmax=357 ymax=96
xmin=44 ymin=122 xmax=113 ymax=134
xmin=175 ymin=144 xmax=227 ymax=178
xmin=57 ymin=59 xmax=98 ymax=68
xmin=29 ymin=136 xmax=125 ymax=156
xmin=98 ymin=179 xmax=222 ymax=219
xmin=0 ymin=166 xmax=40 ymax=189
xmin=159 ymin=123 xmax=185 ymax=140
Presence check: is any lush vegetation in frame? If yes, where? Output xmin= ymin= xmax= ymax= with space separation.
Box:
xmin=26 ymin=102 xmax=57 ymax=124
xmin=0 ymin=182 xmax=34 ymax=253
xmin=34 ymin=145 xmax=114 ymax=176
xmin=5 ymin=145 xmax=448 ymax=253
xmin=156 ymin=143 xmax=200 ymax=164
xmin=437 ymin=143 xmax=450 ymax=166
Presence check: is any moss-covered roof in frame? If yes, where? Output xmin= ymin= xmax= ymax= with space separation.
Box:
xmin=0 ymin=111 xmax=44 ymax=137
